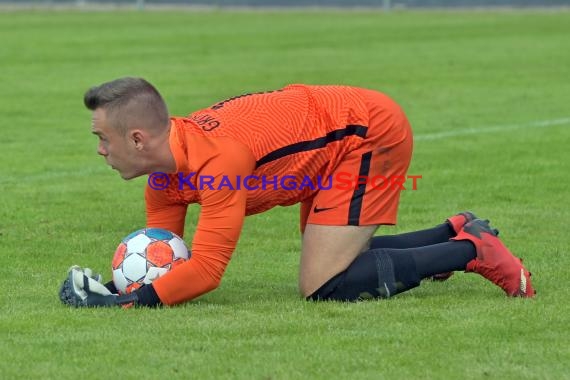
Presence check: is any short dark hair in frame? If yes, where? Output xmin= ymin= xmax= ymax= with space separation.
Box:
xmin=84 ymin=77 xmax=169 ymax=134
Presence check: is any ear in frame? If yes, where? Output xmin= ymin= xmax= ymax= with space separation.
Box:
xmin=130 ymin=130 xmax=145 ymax=150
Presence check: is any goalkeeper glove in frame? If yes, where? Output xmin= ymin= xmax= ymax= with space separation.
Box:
xmin=58 ymin=266 xmax=160 ymax=308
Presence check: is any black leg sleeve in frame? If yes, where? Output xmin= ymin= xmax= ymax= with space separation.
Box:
xmin=308 ymin=248 xmax=421 ymax=301
xmin=308 ymin=241 xmax=476 ymax=302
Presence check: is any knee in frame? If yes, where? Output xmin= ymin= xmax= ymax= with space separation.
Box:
xmin=298 ymin=277 xmax=317 ymax=298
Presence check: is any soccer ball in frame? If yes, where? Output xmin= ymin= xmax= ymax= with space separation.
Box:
xmin=112 ymin=228 xmax=190 ymax=294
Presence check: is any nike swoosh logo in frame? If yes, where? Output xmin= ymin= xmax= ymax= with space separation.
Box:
xmin=313 ymin=206 xmax=337 ymax=213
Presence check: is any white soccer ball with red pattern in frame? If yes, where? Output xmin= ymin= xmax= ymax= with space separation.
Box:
xmin=112 ymin=228 xmax=190 ymax=294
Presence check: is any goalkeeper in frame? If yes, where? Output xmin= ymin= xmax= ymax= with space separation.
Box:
xmin=60 ymin=78 xmax=535 ymax=308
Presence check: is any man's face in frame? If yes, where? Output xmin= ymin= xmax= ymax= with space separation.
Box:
xmin=91 ymin=108 xmax=146 ymax=180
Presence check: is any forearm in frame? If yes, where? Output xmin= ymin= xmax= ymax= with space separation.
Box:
xmin=151 ymin=254 xmax=227 ymax=305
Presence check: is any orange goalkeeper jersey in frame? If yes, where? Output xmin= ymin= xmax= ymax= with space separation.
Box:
xmin=148 ymin=84 xmax=409 ymax=305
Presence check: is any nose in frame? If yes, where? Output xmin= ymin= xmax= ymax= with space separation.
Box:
xmin=97 ymin=144 xmax=107 ymax=156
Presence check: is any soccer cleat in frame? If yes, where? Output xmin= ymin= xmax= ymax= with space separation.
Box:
xmin=431 ymin=212 xmax=501 ymax=281
xmin=446 ymin=211 xmax=478 ymax=235
xmin=447 ymin=211 xmax=500 ymax=236
xmin=429 ymin=212 xmax=478 ymax=281
xmin=452 ymin=219 xmax=535 ymax=298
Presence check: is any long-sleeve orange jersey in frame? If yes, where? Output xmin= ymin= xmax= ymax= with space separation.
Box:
xmin=147 ymin=84 xmax=409 ymax=305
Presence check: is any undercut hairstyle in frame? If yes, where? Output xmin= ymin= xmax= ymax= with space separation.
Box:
xmin=84 ymin=77 xmax=170 ymax=135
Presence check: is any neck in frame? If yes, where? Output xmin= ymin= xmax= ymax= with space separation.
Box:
xmin=148 ymin=125 xmax=177 ymax=174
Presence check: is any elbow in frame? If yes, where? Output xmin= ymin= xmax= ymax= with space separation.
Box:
xmin=204 ymin=275 xmax=222 ymax=293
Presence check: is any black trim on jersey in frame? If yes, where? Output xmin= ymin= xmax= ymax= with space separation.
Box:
xmin=348 ymin=151 xmax=373 ymax=226
xmin=211 ymin=90 xmax=283 ymax=110
xmin=255 ymin=124 xmax=368 ymax=169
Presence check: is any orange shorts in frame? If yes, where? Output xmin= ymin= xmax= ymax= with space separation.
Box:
xmin=300 ymin=89 xmax=413 ymax=231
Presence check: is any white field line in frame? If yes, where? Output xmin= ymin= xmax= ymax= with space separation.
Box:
xmin=414 ymin=117 xmax=570 ymax=141
xmin=2 ymin=117 xmax=569 ymax=185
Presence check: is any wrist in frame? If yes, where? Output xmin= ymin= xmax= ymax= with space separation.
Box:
xmin=104 ymin=280 xmax=118 ymax=293
xmin=136 ymin=284 xmax=162 ymax=307
xmin=115 ymin=284 xmax=162 ymax=307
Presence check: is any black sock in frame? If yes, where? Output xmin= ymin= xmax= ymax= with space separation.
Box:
xmin=370 ymin=223 xmax=455 ymax=249
xmin=406 ymin=240 xmax=476 ymax=279
xmin=308 ymin=241 xmax=476 ymax=301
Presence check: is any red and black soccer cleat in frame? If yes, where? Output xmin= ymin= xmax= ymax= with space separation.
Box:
xmin=446 ymin=211 xmax=478 ymax=235
xmin=452 ymin=219 xmax=535 ymax=297
xmin=430 ymin=211 xmax=478 ymax=281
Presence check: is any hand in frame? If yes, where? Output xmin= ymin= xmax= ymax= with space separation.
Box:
xmin=82 ymin=267 xmax=103 ymax=283
xmin=59 ymin=266 xmax=138 ymax=308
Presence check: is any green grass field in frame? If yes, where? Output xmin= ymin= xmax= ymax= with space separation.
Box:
xmin=1 ymin=7 xmax=569 ymax=379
